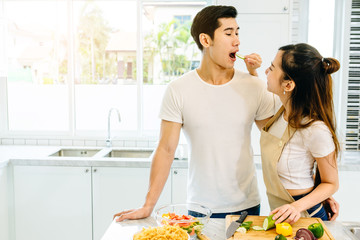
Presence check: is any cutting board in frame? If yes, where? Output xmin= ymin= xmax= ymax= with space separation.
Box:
xmin=225 ymin=215 xmax=335 ymax=240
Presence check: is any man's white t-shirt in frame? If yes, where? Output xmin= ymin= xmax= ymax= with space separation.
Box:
xmin=159 ymin=69 xmax=274 ymax=213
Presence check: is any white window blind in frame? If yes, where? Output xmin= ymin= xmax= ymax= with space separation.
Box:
xmin=346 ymin=0 xmax=360 ymax=150
xmin=291 ymin=0 xmax=309 ymax=44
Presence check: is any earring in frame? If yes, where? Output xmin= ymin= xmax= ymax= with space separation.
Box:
xmin=283 ymin=90 xmax=286 ymax=95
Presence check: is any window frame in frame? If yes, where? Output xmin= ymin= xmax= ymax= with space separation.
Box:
xmin=0 ymin=0 xmax=210 ymax=140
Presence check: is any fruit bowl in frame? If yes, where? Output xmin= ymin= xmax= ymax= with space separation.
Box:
xmin=154 ymin=203 xmax=212 ymax=238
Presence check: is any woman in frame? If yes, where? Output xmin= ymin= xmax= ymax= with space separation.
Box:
xmin=261 ymin=43 xmax=340 ymax=224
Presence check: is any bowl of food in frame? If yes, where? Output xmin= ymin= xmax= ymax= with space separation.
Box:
xmin=154 ymin=203 xmax=212 ymax=238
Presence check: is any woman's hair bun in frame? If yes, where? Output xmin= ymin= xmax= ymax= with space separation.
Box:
xmin=322 ymin=57 xmax=340 ymax=74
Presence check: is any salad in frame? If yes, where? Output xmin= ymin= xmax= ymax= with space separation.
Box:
xmin=161 ymin=212 xmax=204 ymax=236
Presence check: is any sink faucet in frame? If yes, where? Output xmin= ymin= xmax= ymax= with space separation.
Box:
xmin=106 ymin=108 xmax=121 ymax=147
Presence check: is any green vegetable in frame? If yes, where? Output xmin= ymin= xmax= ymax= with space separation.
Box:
xmin=275 ymin=234 xmax=287 ymax=240
xmin=241 ymin=221 xmax=253 ymax=230
xmin=236 ymin=227 xmax=247 ymax=234
xmin=308 ymin=223 xmax=324 ymax=238
xmin=194 ymin=225 xmax=204 ymax=234
xmin=252 ymin=226 xmax=265 ymax=231
xmin=263 ymin=214 xmax=276 ymax=231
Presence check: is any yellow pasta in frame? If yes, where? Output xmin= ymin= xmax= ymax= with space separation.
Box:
xmin=133 ymin=225 xmax=189 ymax=240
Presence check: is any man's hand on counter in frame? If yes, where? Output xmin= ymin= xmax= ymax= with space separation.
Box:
xmin=113 ymin=206 xmax=153 ymax=222
xmin=324 ymin=196 xmax=340 ymax=221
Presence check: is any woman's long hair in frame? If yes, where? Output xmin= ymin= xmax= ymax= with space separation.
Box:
xmin=279 ymin=43 xmax=340 ymax=158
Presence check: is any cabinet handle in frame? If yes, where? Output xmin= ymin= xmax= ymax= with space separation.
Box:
xmin=85 ymin=169 xmax=89 ymax=173
xmin=283 ymin=6 xmax=288 ymax=11
xmin=93 ymin=169 xmax=97 ymax=173
xmin=174 ymin=170 xmax=178 ymax=175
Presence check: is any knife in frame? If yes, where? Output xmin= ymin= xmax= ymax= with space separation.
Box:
xmin=225 ymin=211 xmax=248 ymax=239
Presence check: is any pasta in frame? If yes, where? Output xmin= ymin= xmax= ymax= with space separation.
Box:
xmin=133 ymin=225 xmax=189 ymax=240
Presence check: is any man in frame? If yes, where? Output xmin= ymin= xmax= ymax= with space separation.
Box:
xmin=114 ymin=5 xmax=339 ymax=220
xmin=115 ymin=5 xmax=271 ymax=220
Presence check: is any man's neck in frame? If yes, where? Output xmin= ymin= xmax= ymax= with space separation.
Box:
xmin=196 ymin=58 xmax=234 ymax=85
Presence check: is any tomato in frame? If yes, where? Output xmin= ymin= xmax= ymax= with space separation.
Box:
xmin=177 ymin=222 xmax=191 ymax=227
xmin=161 ymin=212 xmax=202 ymax=235
xmin=164 ymin=212 xmax=194 ymax=221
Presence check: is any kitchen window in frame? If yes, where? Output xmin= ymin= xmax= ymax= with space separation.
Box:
xmin=5 ymin=1 xmax=70 ymax=132
xmin=0 ymin=0 xmax=208 ymax=138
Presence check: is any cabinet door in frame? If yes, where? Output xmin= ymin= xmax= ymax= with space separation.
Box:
xmin=234 ymin=13 xmax=290 ymax=156
xmin=235 ymin=14 xmax=290 ymax=82
xmin=13 ymin=166 xmax=92 ymax=240
xmin=0 ymin=166 xmax=9 ymax=240
xmin=216 ymin=0 xmax=290 ymax=13
xmin=92 ymin=167 xmax=171 ymax=240
xmin=333 ymin=170 xmax=360 ymax=222
xmin=171 ymin=168 xmax=188 ymax=204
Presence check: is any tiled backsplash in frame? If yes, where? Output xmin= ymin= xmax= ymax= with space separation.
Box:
xmin=0 ymin=137 xmax=159 ymax=148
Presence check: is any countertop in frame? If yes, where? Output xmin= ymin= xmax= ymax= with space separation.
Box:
xmin=101 ymin=217 xmax=358 ymax=240
xmin=0 ymin=145 xmax=189 ymax=168
xmin=1 ymin=145 xmax=359 ymax=171
xmin=1 ymin=145 xmax=360 ymax=236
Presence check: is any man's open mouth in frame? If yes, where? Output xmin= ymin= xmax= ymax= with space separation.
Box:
xmin=229 ymin=52 xmax=236 ymax=59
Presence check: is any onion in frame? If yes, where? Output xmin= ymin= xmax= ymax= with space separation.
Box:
xmin=293 ymin=228 xmax=317 ymax=240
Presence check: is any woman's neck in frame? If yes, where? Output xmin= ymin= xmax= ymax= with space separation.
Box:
xmin=281 ymin=97 xmax=291 ymax=122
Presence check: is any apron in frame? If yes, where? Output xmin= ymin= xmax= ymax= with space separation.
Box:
xmin=260 ymin=106 xmax=310 ymax=217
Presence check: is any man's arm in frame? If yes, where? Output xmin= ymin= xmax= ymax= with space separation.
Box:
xmin=114 ymin=120 xmax=182 ymax=222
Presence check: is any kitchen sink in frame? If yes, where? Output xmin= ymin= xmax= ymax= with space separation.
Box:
xmin=351 ymin=227 xmax=360 ymax=239
xmin=103 ymin=149 xmax=153 ymax=158
xmin=48 ymin=147 xmax=154 ymax=159
xmin=348 ymin=226 xmax=360 ymax=240
xmin=49 ymin=148 xmax=101 ymax=157
xmin=344 ymin=222 xmax=360 ymax=240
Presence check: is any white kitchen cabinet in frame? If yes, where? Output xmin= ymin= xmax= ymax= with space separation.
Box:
xmin=13 ymin=165 xmax=92 ymax=240
xmin=237 ymin=13 xmax=290 ymax=156
xmin=216 ymin=0 xmax=290 ymax=13
xmin=235 ymin=14 xmax=290 ymax=85
xmin=0 ymin=165 xmax=9 ymax=240
xmin=12 ymin=164 xmax=173 ymax=240
xmin=216 ymin=1 xmax=291 ymax=156
xmin=333 ymin=170 xmax=360 ymax=222
xmin=171 ymin=168 xmax=188 ymax=204
xmin=92 ymin=167 xmax=171 ymax=240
